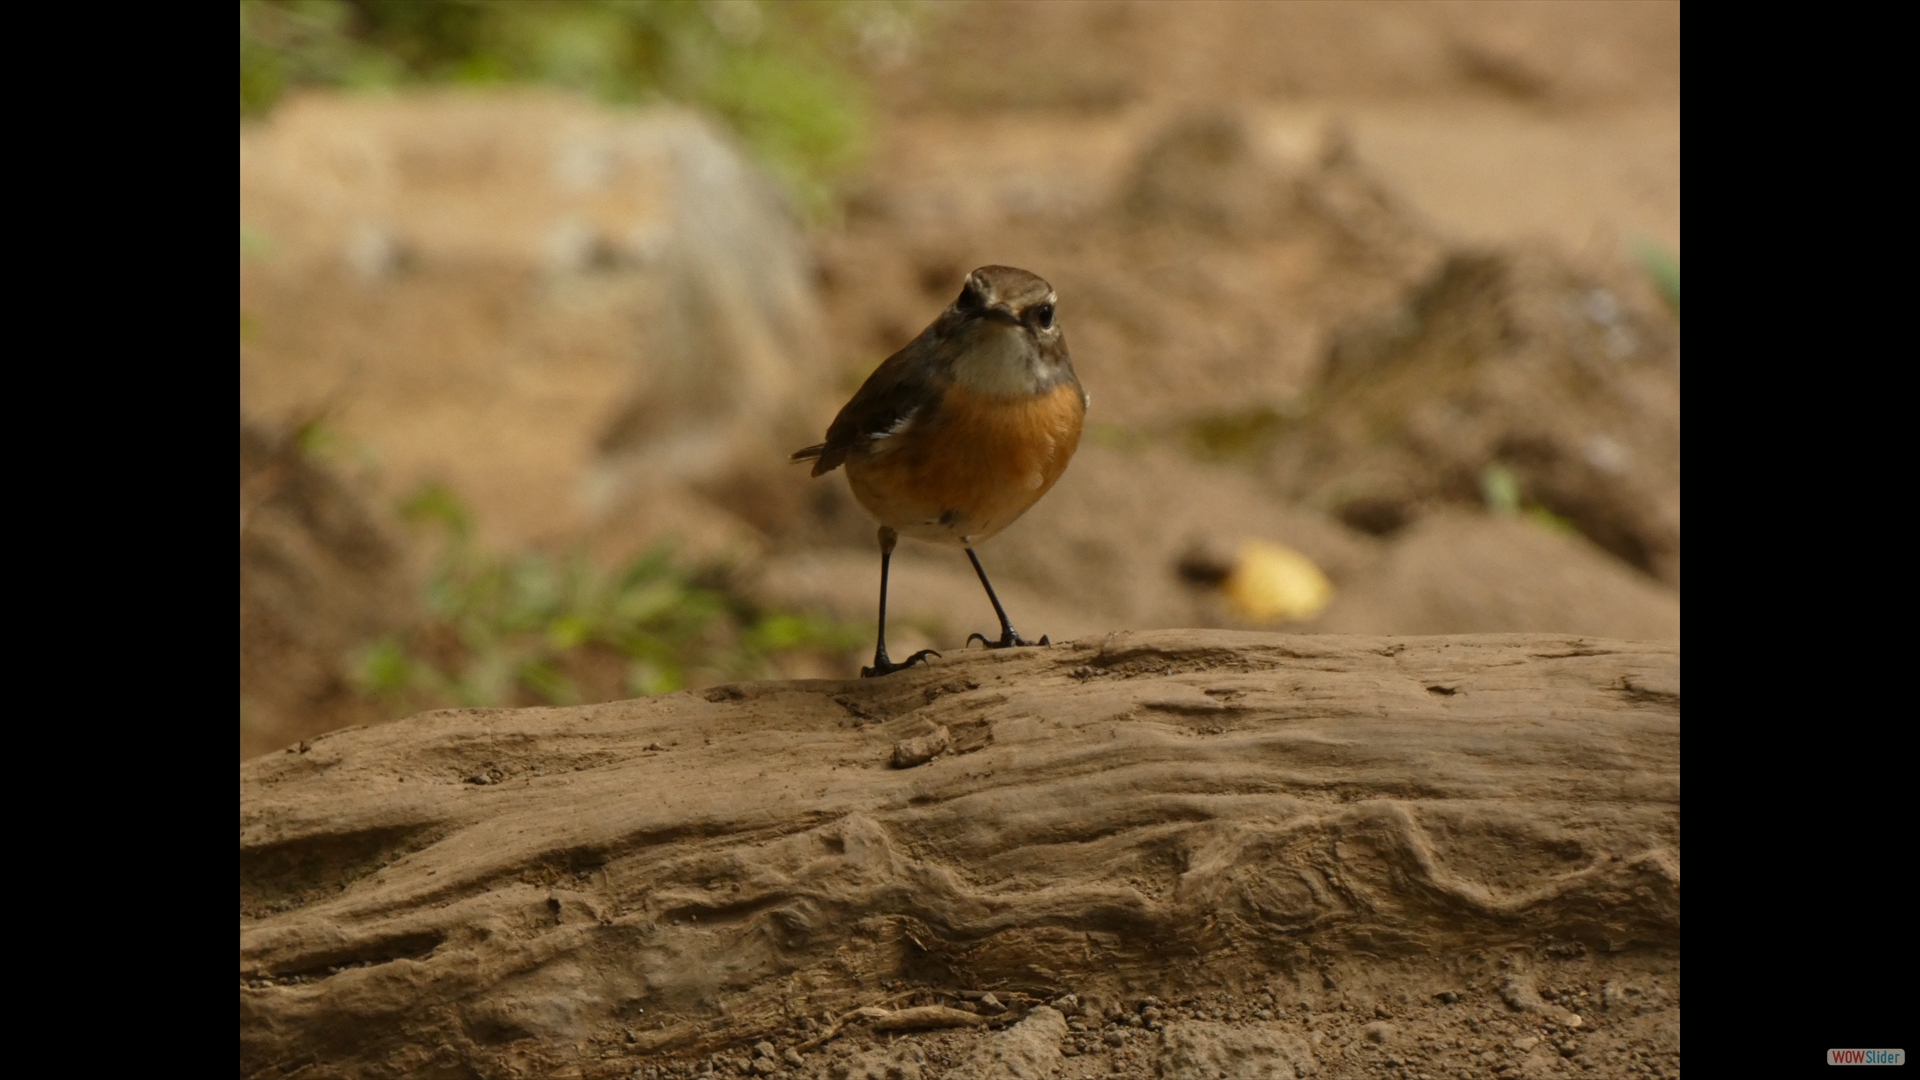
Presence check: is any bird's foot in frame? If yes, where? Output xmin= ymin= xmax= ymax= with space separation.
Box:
xmin=965 ymin=630 xmax=1052 ymax=650
xmin=861 ymin=649 xmax=941 ymax=678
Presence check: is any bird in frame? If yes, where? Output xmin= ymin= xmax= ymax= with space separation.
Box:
xmin=792 ymin=265 xmax=1087 ymax=676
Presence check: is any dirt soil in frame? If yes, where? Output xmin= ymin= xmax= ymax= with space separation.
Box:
xmin=241 ymin=630 xmax=1678 ymax=1079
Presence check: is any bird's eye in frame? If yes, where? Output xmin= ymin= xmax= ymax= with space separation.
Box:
xmin=1031 ymin=303 xmax=1054 ymax=329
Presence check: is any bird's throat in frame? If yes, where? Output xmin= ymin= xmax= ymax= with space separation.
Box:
xmin=949 ymin=323 xmax=1047 ymax=398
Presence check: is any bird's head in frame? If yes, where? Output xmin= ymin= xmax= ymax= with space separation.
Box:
xmin=939 ymin=265 xmax=1074 ymax=397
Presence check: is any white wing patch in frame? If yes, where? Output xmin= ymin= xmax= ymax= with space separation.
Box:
xmin=867 ymin=408 xmax=918 ymax=443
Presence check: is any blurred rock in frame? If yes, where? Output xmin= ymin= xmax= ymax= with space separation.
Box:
xmin=1120 ymin=107 xmax=1433 ymax=271
xmin=240 ymin=90 xmax=825 ymax=554
xmin=1123 ymin=110 xmax=1281 ymax=236
xmin=893 ymin=1 xmax=1677 ymax=113
xmin=1273 ymin=246 xmax=1681 ymax=584
xmin=1313 ymin=510 xmax=1678 ymax=642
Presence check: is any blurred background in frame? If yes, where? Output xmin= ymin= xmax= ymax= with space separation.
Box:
xmin=240 ymin=0 xmax=1680 ymax=760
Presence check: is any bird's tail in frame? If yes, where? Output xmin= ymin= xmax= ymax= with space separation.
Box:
xmin=789 ymin=442 xmax=845 ymax=476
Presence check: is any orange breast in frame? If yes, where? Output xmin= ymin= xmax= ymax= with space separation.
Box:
xmin=846 ymin=381 xmax=1085 ymax=545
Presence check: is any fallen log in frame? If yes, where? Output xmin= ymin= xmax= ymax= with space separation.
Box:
xmin=239 ymin=630 xmax=1679 ymax=1078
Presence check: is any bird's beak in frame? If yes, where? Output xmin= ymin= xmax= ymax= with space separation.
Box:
xmin=982 ymin=304 xmax=1021 ymax=326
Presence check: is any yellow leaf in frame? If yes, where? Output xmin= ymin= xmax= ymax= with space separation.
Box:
xmin=1224 ymin=540 xmax=1334 ymax=623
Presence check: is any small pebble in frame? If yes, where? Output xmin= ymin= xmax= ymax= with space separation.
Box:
xmin=783 ymin=1048 xmax=804 ymax=1067
xmin=754 ymin=1042 xmax=775 ymax=1060
xmin=1363 ymin=1021 xmax=1396 ymax=1044
xmin=889 ymin=726 xmax=950 ymax=768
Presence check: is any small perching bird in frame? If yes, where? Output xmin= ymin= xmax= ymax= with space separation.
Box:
xmin=792 ymin=266 xmax=1087 ymax=676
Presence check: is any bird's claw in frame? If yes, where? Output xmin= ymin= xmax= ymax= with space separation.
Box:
xmin=965 ymin=631 xmax=1051 ymax=650
xmin=861 ymin=649 xmax=940 ymax=678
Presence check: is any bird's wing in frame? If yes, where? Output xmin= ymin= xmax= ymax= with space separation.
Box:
xmin=796 ymin=335 xmax=946 ymax=477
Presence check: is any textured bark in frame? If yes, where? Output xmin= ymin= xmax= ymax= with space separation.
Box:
xmin=239 ymin=630 xmax=1679 ymax=1079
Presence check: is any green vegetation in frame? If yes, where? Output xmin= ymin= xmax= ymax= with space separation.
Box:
xmin=239 ymin=0 xmax=919 ymax=217
xmin=1633 ymin=237 xmax=1679 ymax=318
xmin=1182 ymin=407 xmax=1290 ymax=461
xmin=1085 ymin=421 xmax=1153 ymax=453
xmin=1479 ymin=462 xmax=1522 ymax=515
xmin=356 ymin=482 xmax=867 ymax=711
xmin=1480 ymin=462 xmax=1576 ymax=535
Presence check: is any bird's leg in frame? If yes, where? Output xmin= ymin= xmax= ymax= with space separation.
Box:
xmin=862 ymin=526 xmax=939 ymax=678
xmin=963 ymin=547 xmax=1051 ymax=650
